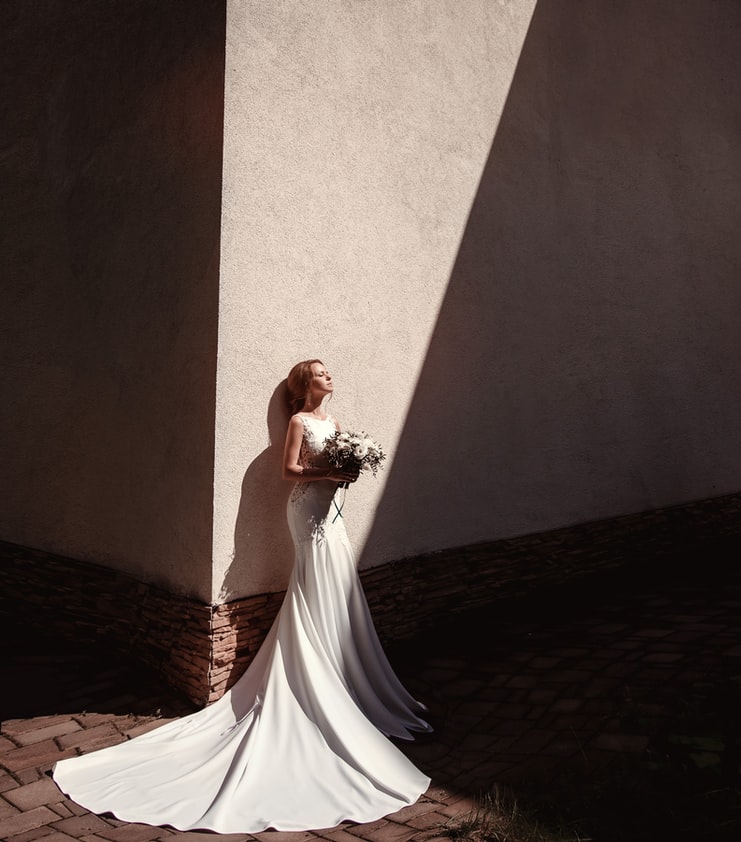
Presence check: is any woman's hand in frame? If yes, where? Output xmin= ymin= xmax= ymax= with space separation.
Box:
xmin=329 ymin=465 xmax=360 ymax=484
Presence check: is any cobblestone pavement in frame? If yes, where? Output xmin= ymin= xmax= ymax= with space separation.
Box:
xmin=2 ymin=561 xmax=740 ymax=842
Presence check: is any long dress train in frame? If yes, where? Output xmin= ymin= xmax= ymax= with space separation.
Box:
xmin=52 ymin=414 xmax=431 ymax=833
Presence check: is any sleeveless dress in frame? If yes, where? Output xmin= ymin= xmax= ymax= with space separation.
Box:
xmin=52 ymin=414 xmax=431 ymax=833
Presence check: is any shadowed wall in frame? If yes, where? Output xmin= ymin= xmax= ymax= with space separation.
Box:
xmin=0 ymin=0 xmax=225 ymax=600
xmin=363 ymin=0 xmax=741 ymax=564
xmin=2 ymin=0 xmax=740 ymax=703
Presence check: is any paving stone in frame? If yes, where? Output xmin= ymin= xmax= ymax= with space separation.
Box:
xmin=0 ymin=797 xmax=22 ymax=820
xmin=350 ymin=819 xmax=412 ymax=841
xmin=20 ymin=834 xmax=79 ymax=842
xmin=527 ymin=688 xmax=557 ymax=704
xmin=643 ymin=652 xmax=684 ymax=663
xmin=0 ymin=773 xmax=20 ymax=794
xmin=50 ymin=799 xmax=90 ymax=819
xmin=314 ymin=828 xmax=363 ymax=842
xmin=15 ymin=768 xmax=44 ymax=786
xmin=2 ymin=718 xmax=77 ymax=739
xmin=3 ymin=826 xmax=56 ymax=842
xmin=439 ymin=680 xmax=487 ymax=699
xmin=92 ymin=824 xmax=167 ymax=841
xmin=48 ymin=803 xmax=76 ymax=819
xmin=549 ymin=697 xmax=583 ymax=713
xmin=56 ymin=725 xmax=122 ymax=752
xmin=402 ymin=809 xmax=450 ymax=830
xmin=46 ymin=815 xmax=114 ymax=837
xmin=73 ymin=714 xmax=126 ymax=730
xmin=14 ymin=723 xmax=82 ymax=748
xmin=384 ymin=797 xmax=441 ymax=823
xmin=634 ymin=628 xmax=673 ymax=638
xmin=2 ymin=742 xmax=76 ymax=774
xmin=0 ymin=736 xmax=19 ymax=753
xmin=4 ymin=778 xmax=68 ymax=810
xmin=121 ymin=721 xmax=163 ymax=740
xmin=591 ymin=733 xmax=650 ymax=753
xmin=185 ymin=834 xmax=254 ymax=842
xmin=0 ymin=805 xmax=60 ymax=837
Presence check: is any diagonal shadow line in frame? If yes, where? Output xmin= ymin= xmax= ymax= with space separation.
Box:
xmin=361 ymin=0 xmax=741 ymax=572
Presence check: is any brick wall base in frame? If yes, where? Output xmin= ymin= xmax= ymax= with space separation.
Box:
xmin=2 ymin=491 xmax=740 ymax=705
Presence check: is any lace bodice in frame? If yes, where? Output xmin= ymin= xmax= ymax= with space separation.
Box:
xmin=290 ymin=414 xmax=338 ymax=506
xmin=296 ymin=413 xmax=337 ymax=466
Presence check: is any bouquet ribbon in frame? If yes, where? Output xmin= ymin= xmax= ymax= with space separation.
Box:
xmin=332 ymin=493 xmax=345 ymax=523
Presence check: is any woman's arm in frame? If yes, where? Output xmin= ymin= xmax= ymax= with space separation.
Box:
xmin=282 ymin=415 xmax=358 ymax=483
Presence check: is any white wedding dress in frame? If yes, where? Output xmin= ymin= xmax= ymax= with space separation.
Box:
xmin=53 ymin=414 xmax=431 ymax=833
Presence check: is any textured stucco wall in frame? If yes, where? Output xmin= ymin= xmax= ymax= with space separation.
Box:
xmin=1 ymin=1 xmax=225 ymax=600
xmin=216 ymin=0 xmax=741 ymax=602
xmin=363 ymin=0 xmax=741 ymax=563
xmin=215 ymin=0 xmax=539 ymax=600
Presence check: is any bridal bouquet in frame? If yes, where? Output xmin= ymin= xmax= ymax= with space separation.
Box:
xmin=323 ymin=430 xmax=386 ymax=488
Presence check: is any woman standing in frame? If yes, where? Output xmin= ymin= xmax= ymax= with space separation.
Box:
xmin=53 ymin=359 xmax=431 ymax=834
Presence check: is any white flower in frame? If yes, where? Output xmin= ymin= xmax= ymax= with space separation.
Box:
xmin=353 ymin=443 xmax=368 ymax=459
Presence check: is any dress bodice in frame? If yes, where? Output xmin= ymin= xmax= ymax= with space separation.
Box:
xmin=297 ymin=414 xmax=337 ymax=466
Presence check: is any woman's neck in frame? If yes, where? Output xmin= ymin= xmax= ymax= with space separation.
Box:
xmin=300 ymin=398 xmax=326 ymax=418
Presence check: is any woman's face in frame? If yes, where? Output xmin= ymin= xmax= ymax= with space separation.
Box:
xmin=307 ymin=362 xmax=333 ymax=398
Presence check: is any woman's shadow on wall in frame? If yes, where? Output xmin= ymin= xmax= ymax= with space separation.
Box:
xmin=220 ymin=381 xmax=294 ymax=603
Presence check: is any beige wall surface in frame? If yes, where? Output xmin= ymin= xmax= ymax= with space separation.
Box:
xmin=217 ymin=0 xmax=741 ymax=602
xmin=1 ymin=1 xmax=226 ymax=600
xmin=363 ymin=0 xmax=741 ymax=564
xmin=216 ymin=0 xmax=537 ymax=600
xmin=4 ymin=1 xmax=740 ymax=609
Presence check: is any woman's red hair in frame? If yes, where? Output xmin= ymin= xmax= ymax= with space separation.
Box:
xmin=286 ymin=359 xmax=324 ymax=415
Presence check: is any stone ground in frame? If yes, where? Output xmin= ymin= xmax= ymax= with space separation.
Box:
xmin=2 ymin=557 xmax=740 ymax=842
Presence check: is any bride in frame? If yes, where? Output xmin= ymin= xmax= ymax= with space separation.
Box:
xmin=53 ymin=358 xmax=431 ymax=833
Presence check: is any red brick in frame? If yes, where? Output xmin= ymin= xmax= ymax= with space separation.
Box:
xmin=2 ymin=741 xmax=76 ymax=773
xmin=0 ymin=735 xmax=18 ymax=752
xmin=15 ymin=722 xmax=82 ymax=747
xmin=21 ymin=834 xmax=79 ymax=842
xmin=66 ymin=800 xmax=92 ymax=816
xmin=403 ymin=810 xmax=450 ymax=831
xmin=0 ymin=797 xmax=21 ymax=820
xmin=56 ymin=724 xmax=122 ymax=752
xmin=73 ymin=713 xmax=126 ymax=729
xmin=0 ymin=805 xmax=59 ymax=837
xmin=48 ymin=802 xmax=75 ymax=818
xmin=16 ymin=768 xmax=43 ymax=785
xmin=94 ymin=824 xmax=165 ymax=842
xmin=384 ymin=798 xmax=441 ymax=823
xmin=232 ymin=832 xmax=313 ymax=842
xmin=5 ymin=778 xmax=67 ymax=810
xmin=122 ymin=721 xmax=164 ymax=739
xmin=317 ymin=829 xmax=364 ymax=842
xmin=3 ymin=826 xmax=56 ymax=842
xmin=2 ymin=717 xmax=77 ymax=738
xmin=0 ymin=772 xmax=20 ymax=793
xmin=350 ymin=820 xmax=412 ymax=841
xmin=45 ymin=814 xmax=114 ymax=836
xmin=170 ymin=835 xmax=251 ymax=842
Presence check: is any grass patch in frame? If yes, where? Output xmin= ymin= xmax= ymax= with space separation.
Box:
xmin=437 ymin=786 xmax=585 ymax=842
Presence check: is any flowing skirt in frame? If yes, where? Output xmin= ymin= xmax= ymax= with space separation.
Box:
xmin=53 ymin=481 xmax=430 ymax=833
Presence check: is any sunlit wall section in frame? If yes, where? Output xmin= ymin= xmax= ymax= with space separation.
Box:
xmin=214 ymin=1 xmax=537 ymax=600
xmin=363 ymin=0 xmax=741 ymax=564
